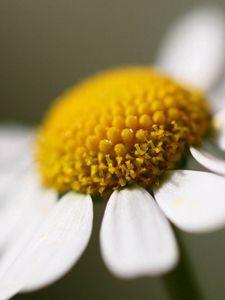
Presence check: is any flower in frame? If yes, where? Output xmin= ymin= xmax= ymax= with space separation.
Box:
xmin=1 ymin=5 xmax=225 ymax=299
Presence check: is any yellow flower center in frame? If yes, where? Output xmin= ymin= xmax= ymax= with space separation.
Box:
xmin=36 ymin=67 xmax=211 ymax=195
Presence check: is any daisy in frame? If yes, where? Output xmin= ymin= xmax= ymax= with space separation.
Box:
xmin=1 ymin=5 xmax=225 ymax=299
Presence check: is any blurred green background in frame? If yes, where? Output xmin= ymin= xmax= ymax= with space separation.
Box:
xmin=1 ymin=0 xmax=225 ymax=299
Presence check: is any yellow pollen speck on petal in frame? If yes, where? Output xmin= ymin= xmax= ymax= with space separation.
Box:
xmin=174 ymin=197 xmax=184 ymax=207
xmin=36 ymin=66 xmax=211 ymax=195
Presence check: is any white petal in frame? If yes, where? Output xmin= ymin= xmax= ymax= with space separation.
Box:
xmin=0 ymin=126 xmax=34 ymax=195
xmin=0 ymin=192 xmax=93 ymax=298
xmin=0 ymin=167 xmax=40 ymax=247
xmin=0 ymin=155 xmax=33 ymax=195
xmin=100 ymin=186 xmax=178 ymax=278
xmin=155 ymin=5 xmax=225 ymax=91
xmin=190 ymin=146 xmax=225 ymax=176
xmin=0 ymin=186 xmax=56 ymax=279
xmin=154 ymin=170 xmax=225 ymax=233
xmin=0 ymin=125 xmax=34 ymax=168
xmin=213 ymin=108 xmax=225 ymax=151
xmin=209 ymin=76 xmax=225 ymax=112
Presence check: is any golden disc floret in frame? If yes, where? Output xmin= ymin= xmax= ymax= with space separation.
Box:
xmin=36 ymin=67 xmax=211 ymax=195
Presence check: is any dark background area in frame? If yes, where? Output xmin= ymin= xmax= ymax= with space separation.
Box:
xmin=0 ymin=0 xmax=225 ymax=299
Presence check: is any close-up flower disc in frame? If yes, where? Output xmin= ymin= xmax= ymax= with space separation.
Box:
xmin=37 ymin=67 xmax=211 ymax=195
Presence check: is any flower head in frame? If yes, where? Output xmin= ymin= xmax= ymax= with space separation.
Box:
xmin=37 ymin=67 xmax=210 ymax=195
xmin=0 ymin=4 xmax=225 ymax=299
